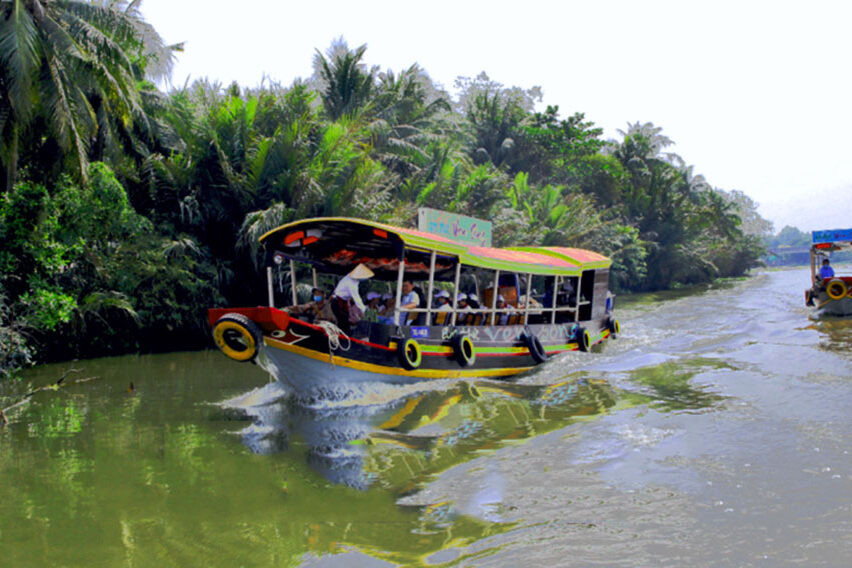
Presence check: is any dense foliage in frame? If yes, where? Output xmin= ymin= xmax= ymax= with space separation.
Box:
xmin=0 ymin=6 xmax=769 ymax=376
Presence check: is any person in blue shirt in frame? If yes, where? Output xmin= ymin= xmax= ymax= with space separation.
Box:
xmin=819 ymin=258 xmax=835 ymax=280
xmin=399 ymin=280 xmax=420 ymax=325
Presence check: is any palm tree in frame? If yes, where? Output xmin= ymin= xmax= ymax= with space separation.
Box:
xmin=313 ymin=39 xmax=375 ymax=121
xmin=368 ymin=63 xmax=451 ymax=178
xmin=0 ymin=0 xmax=173 ymax=192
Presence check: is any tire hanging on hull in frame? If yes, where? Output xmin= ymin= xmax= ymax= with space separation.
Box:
xmin=826 ymin=279 xmax=848 ymax=300
xmin=212 ymin=313 xmax=263 ymax=362
xmin=397 ymin=338 xmax=422 ymax=370
xmin=524 ymin=331 xmax=548 ymax=364
xmin=577 ymin=327 xmax=592 ymax=352
xmin=451 ymin=334 xmax=476 ymax=367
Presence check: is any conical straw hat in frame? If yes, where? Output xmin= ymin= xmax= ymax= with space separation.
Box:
xmin=349 ymin=263 xmax=375 ymax=279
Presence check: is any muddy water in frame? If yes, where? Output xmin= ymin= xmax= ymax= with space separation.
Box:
xmin=1 ymin=269 xmax=850 ymax=566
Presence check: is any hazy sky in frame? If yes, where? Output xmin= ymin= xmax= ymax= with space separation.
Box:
xmin=141 ymin=0 xmax=852 ymax=233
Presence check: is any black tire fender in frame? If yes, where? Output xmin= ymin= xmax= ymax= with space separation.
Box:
xmin=608 ymin=318 xmax=621 ymax=338
xmin=451 ymin=334 xmax=476 ymax=367
xmin=397 ymin=338 xmax=422 ymax=370
xmin=524 ymin=332 xmax=548 ymax=364
xmin=212 ymin=313 xmax=263 ymax=362
xmin=577 ymin=326 xmax=591 ymax=352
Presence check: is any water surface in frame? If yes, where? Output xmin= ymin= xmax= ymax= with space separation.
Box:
xmin=2 ymin=269 xmax=850 ymax=566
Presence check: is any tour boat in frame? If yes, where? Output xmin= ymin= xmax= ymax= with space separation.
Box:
xmin=208 ymin=217 xmax=621 ymax=392
xmin=805 ymin=228 xmax=852 ymax=316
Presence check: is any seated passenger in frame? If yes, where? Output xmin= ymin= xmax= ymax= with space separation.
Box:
xmin=377 ymin=293 xmax=392 ymax=316
xmin=434 ymin=290 xmax=453 ymax=311
xmin=363 ymin=291 xmax=382 ymax=322
xmin=399 ymin=280 xmax=420 ymax=325
xmin=467 ymin=293 xmax=481 ymax=309
xmin=377 ymin=297 xmax=396 ymax=325
xmin=288 ymin=287 xmax=337 ymax=324
xmin=557 ymin=279 xmax=577 ymax=307
xmin=496 ymin=294 xmax=516 ymax=325
xmin=455 ymin=293 xmax=473 ymax=324
xmin=819 ymin=258 xmax=835 ymax=281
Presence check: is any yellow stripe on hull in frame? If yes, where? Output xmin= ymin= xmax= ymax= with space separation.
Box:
xmin=263 ymin=336 xmax=533 ymax=379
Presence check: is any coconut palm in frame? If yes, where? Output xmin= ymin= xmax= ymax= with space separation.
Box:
xmin=313 ymin=39 xmax=375 ymax=121
xmin=0 ymin=0 xmax=173 ymax=192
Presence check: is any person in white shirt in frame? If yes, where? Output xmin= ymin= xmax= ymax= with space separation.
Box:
xmin=455 ymin=293 xmax=473 ymax=324
xmin=399 ymin=280 xmax=420 ymax=325
xmin=496 ymin=294 xmax=516 ymax=325
xmin=332 ymin=264 xmax=374 ymax=332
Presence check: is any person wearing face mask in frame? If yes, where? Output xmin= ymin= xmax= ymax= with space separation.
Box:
xmin=288 ymin=287 xmax=337 ymax=324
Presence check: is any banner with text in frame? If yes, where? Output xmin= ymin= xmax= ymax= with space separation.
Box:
xmin=417 ymin=208 xmax=492 ymax=247
xmin=812 ymin=228 xmax=852 ymax=244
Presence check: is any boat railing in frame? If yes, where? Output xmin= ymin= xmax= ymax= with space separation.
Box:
xmin=397 ymin=303 xmax=583 ymax=325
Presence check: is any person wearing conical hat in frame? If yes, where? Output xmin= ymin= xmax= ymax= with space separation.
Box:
xmin=332 ymin=264 xmax=374 ymax=332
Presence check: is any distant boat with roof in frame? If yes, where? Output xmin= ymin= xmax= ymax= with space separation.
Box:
xmin=805 ymin=228 xmax=852 ymax=316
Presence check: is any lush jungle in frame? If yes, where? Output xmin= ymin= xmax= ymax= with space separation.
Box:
xmin=0 ymin=1 xmax=769 ymax=378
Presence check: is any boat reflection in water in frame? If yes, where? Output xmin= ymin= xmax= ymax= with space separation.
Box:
xmin=217 ymin=363 xmax=725 ymax=565
xmin=225 ymin=375 xmax=619 ymax=493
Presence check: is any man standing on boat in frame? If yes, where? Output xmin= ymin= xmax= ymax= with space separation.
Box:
xmin=332 ymin=264 xmax=374 ymax=333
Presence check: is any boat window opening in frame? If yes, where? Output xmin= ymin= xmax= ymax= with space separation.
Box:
xmin=262 ymin=223 xmax=611 ymax=331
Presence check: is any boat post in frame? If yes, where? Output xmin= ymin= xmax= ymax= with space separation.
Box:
xmin=289 ymin=259 xmax=298 ymax=307
xmin=425 ymin=250 xmax=436 ymax=325
xmin=810 ymin=248 xmax=816 ymax=288
xmin=523 ymin=273 xmax=532 ymax=325
xmin=490 ymin=270 xmax=500 ymax=325
xmin=312 ymin=267 xmax=318 ymax=289
xmin=450 ymin=261 xmax=461 ymax=326
xmin=551 ymin=276 xmax=559 ymax=324
xmin=267 ymin=266 xmax=274 ymax=307
xmin=575 ymin=272 xmax=583 ymax=322
xmin=394 ymin=253 xmax=405 ymax=326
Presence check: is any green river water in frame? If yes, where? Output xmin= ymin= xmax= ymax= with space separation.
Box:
xmin=1 ymin=269 xmax=850 ymax=567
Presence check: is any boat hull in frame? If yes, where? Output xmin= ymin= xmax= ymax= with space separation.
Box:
xmin=813 ymin=292 xmax=852 ymax=317
xmin=211 ymin=307 xmax=616 ymax=393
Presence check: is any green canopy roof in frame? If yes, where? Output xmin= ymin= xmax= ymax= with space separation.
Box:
xmin=260 ymin=217 xmax=610 ymax=278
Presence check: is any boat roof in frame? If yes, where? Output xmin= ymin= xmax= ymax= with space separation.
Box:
xmin=260 ymin=217 xmax=611 ymax=280
xmin=812 ymin=228 xmax=852 ymax=252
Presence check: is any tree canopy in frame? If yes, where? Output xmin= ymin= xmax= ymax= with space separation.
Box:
xmin=0 ymin=30 xmax=770 ymax=376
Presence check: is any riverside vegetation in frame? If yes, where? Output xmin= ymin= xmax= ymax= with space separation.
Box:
xmin=0 ymin=1 xmax=769 ymax=378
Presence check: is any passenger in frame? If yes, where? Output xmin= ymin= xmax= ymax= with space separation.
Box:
xmin=496 ymin=294 xmax=516 ymax=325
xmin=434 ymin=290 xmax=453 ymax=311
xmin=288 ymin=287 xmax=336 ymax=324
xmin=557 ymin=279 xmax=577 ymax=306
xmin=399 ymin=279 xmax=420 ymax=325
xmin=467 ymin=293 xmax=481 ymax=310
xmin=455 ymin=293 xmax=473 ymax=324
xmin=377 ymin=293 xmax=393 ymax=317
xmin=363 ymin=291 xmax=382 ymax=323
xmin=331 ymin=263 xmax=374 ymax=333
xmin=820 ymin=258 xmax=835 ymax=280
xmin=377 ymin=297 xmax=395 ymax=325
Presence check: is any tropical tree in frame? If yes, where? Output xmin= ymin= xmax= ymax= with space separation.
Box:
xmin=0 ymin=0 xmax=174 ymax=192
xmin=313 ymin=39 xmax=375 ymax=121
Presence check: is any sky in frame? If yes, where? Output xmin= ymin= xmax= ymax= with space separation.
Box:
xmin=140 ymin=0 xmax=852 ymax=233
